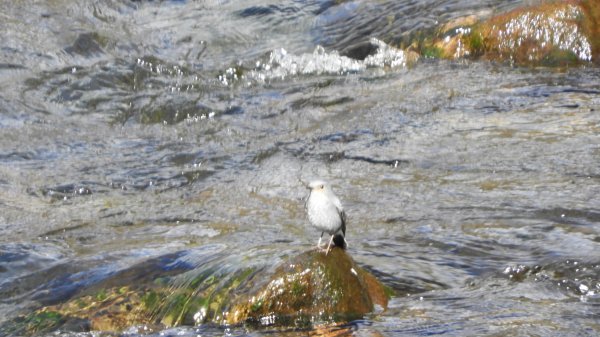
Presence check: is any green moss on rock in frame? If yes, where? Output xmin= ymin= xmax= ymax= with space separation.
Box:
xmin=228 ymin=248 xmax=389 ymax=327
xmin=2 ymin=250 xmax=389 ymax=335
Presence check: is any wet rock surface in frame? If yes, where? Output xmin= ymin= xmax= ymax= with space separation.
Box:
xmin=228 ymin=248 xmax=389 ymax=327
xmin=423 ymin=0 xmax=600 ymax=65
xmin=1 ymin=248 xmax=390 ymax=335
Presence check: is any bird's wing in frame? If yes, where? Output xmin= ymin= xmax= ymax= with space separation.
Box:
xmin=339 ymin=209 xmax=346 ymax=236
xmin=330 ymin=194 xmax=346 ymax=236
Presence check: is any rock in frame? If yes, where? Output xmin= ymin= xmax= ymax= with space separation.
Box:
xmin=579 ymin=0 xmax=600 ymax=61
xmin=475 ymin=3 xmax=592 ymax=64
xmin=1 ymin=248 xmax=390 ymax=335
xmin=227 ymin=247 xmax=389 ymax=328
xmin=422 ymin=0 xmax=600 ymax=65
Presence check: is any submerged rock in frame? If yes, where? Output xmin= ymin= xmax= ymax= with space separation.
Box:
xmin=1 ymin=248 xmax=389 ymax=335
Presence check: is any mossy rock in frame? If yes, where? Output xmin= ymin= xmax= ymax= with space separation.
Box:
xmin=1 ymin=248 xmax=389 ymax=335
xmin=227 ymin=248 xmax=389 ymax=328
xmin=421 ymin=1 xmax=598 ymax=65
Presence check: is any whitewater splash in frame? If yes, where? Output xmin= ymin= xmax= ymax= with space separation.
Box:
xmin=247 ymin=38 xmax=413 ymax=83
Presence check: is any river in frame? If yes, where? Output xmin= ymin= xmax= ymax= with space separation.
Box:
xmin=1 ymin=0 xmax=599 ymax=336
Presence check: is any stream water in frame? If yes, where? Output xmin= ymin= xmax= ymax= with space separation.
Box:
xmin=1 ymin=0 xmax=599 ymax=336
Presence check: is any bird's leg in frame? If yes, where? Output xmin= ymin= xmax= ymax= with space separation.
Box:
xmin=325 ymin=234 xmax=335 ymax=255
xmin=317 ymin=232 xmax=324 ymax=250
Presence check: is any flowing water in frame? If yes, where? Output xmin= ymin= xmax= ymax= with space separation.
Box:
xmin=1 ymin=0 xmax=599 ymax=336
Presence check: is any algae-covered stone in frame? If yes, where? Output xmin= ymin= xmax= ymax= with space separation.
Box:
xmin=1 ymin=248 xmax=390 ymax=335
xmin=0 ymin=310 xmax=66 ymax=336
xmin=227 ymin=248 xmax=389 ymax=328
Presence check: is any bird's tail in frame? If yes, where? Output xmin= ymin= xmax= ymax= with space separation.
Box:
xmin=334 ymin=213 xmax=347 ymax=249
xmin=332 ymin=234 xmax=346 ymax=249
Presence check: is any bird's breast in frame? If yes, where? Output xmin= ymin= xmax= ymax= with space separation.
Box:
xmin=306 ymin=193 xmax=342 ymax=233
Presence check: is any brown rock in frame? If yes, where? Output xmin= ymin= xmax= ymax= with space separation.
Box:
xmin=228 ymin=248 xmax=389 ymax=328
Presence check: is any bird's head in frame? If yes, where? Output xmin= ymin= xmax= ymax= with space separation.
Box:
xmin=307 ymin=180 xmax=328 ymax=192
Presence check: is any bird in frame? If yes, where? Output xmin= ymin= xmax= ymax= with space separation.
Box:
xmin=305 ymin=180 xmax=347 ymax=255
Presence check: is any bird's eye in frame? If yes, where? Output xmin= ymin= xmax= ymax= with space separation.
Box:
xmin=319 ymin=184 xmax=324 ymax=189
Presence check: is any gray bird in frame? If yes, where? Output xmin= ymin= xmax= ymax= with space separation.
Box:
xmin=305 ymin=180 xmax=347 ymax=255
